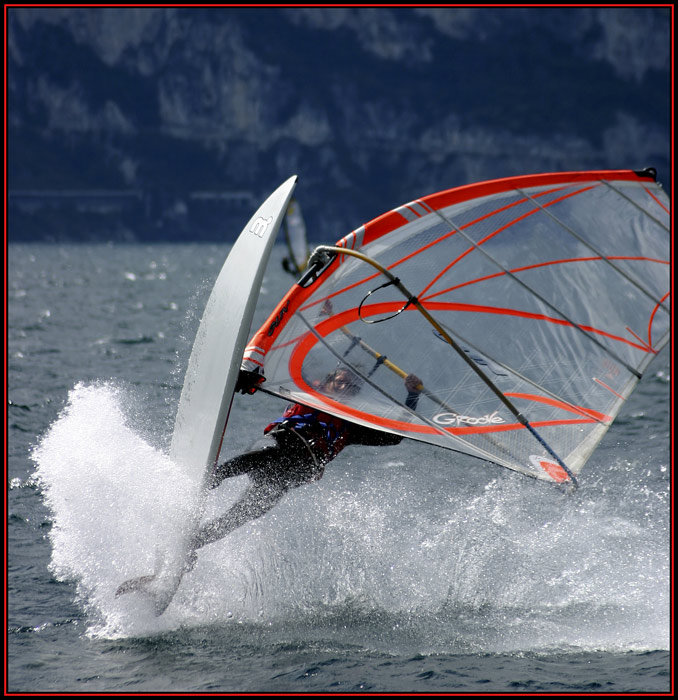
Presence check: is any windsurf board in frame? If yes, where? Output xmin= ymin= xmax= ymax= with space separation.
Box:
xmin=116 ymin=175 xmax=297 ymax=615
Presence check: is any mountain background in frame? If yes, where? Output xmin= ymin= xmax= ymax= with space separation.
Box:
xmin=7 ymin=6 xmax=672 ymax=242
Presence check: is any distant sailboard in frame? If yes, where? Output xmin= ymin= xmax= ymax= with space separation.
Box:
xmin=116 ymin=176 xmax=297 ymax=615
xmin=282 ymin=198 xmax=311 ymax=275
xmin=242 ymin=169 xmax=670 ymax=488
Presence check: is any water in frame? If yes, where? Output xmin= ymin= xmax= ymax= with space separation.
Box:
xmin=7 ymin=242 xmax=671 ymax=693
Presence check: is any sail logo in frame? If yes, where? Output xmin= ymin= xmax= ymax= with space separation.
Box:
xmin=432 ymin=333 xmax=508 ymax=377
xmin=433 ymin=411 xmax=505 ymax=427
xmin=267 ymin=302 xmax=289 ymax=336
xmin=251 ymin=216 xmax=273 ymax=238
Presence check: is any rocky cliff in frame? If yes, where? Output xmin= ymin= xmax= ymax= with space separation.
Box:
xmin=7 ymin=7 xmax=671 ymax=241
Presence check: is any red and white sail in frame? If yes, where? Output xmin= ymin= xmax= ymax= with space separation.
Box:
xmin=245 ymin=170 xmax=670 ymax=485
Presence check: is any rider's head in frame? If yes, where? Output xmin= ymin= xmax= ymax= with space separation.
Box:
xmin=322 ymin=367 xmax=363 ymax=397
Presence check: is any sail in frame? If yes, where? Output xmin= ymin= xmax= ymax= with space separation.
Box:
xmin=282 ymin=198 xmax=311 ymax=274
xmin=244 ymin=169 xmax=671 ymax=485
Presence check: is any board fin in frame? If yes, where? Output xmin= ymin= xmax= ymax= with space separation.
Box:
xmin=115 ymin=574 xmax=156 ymax=598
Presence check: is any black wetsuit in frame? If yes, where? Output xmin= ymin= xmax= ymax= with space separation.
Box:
xmin=208 ymin=402 xmax=407 ymax=491
xmin=193 ymin=385 xmax=421 ymax=551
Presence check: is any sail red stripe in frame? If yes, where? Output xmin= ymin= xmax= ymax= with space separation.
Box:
xmin=422 ymin=256 xmax=669 ymax=302
xmin=644 ymin=185 xmax=670 ymax=214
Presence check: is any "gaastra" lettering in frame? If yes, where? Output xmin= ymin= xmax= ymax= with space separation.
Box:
xmin=433 ymin=411 xmax=505 ymax=427
xmin=267 ymin=302 xmax=289 ymax=336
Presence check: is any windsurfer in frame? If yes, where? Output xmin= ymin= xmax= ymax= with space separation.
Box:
xmin=188 ymin=367 xmax=422 ymax=558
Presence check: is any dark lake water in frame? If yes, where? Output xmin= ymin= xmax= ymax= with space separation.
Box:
xmin=7 ymin=243 xmax=671 ymax=693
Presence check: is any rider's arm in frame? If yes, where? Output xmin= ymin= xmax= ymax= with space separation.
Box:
xmin=235 ymin=368 xmax=265 ymax=394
